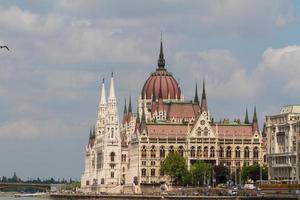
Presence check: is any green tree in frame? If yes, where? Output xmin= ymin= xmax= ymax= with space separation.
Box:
xmin=241 ymin=164 xmax=268 ymax=183
xmin=190 ymin=160 xmax=211 ymax=186
xmin=213 ymin=165 xmax=229 ymax=184
xmin=160 ymin=152 xmax=188 ymax=185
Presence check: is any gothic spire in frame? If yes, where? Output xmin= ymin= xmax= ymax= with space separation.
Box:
xmin=194 ymin=82 xmax=199 ymax=104
xmin=244 ymin=108 xmax=249 ymax=124
xmin=89 ymin=127 xmax=92 ymax=140
xmin=100 ymin=78 xmax=106 ymax=104
xmin=200 ymin=79 xmax=208 ymax=113
xmin=157 ymin=36 xmax=165 ymax=69
xmin=123 ymin=98 xmax=127 ymax=114
xmin=141 ymin=107 xmax=146 ymax=123
xmin=109 ymin=72 xmax=116 ymax=99
xmin=128 ymin=96 xmax=132 ymax=113
xmin=136 ymin=107 xmax=140 ymax=123
xmin=253 ymin=106 xmax=258 ymax=123
xmin=92 ymin=125 xmax=96 ymax=139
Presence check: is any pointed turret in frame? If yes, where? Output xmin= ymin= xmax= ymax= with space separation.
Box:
xmin=100 ymin=78 xmax=106 ymax=105
xmin=200 ymin=80 xmax=208 ymax=113
xmin=244 ymin=108 xmax=249 ymax=124
xmin=253 ymin=106 xmax=258 ymax=123
xmin=252 ymin=106 xmax=259 ymax=134
xmin=123 ymin=98 xmax=127 ymax=114
xmin=194 ymin=82 xmax=199 ymax=104
xmin=89 ymin=127 xmax=92 ymax=140
xmin=157 ymin=37 xmax=166 ymax=69
xmin=109 ymin=72 xmax=116 ymax=99
xmin=93 ymin=125 xmax=96 ymax=139
xmin=128 ymin=96 xmax=132 ymax=113
xmin=136 ymin=108 xmax=140 ymax=123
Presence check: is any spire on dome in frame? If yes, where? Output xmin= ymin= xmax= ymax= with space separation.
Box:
xmin=194 ymin=82 xmax=199 ymax=104
xmin=244 ymin=108 xmax=249 ymax=124
xmin=128 ymin=96 xmax=132 ymax=113
xmin=157 ymin=35 xmax=166 ymax=69
xmin=200 ymin=79 xmax=208 ymax=113
xmin=100 ymin=78 xmax=106 ymax=104
xmin=109 ymin=72 xmax=115 ymax=99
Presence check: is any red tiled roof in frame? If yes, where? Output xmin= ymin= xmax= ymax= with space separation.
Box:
xmin=146 ymin=124 xmax=188 ymax=138
xmin=211 ymin=124 xmax=253 ymax=139
xmin=166 ymin=103 xmax=196 ymax=119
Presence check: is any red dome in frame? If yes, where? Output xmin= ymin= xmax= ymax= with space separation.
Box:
xmin=141 ymin=69 xmax=181 ymax=100
xmin=141 ymin=41 xmax=181 ymax=100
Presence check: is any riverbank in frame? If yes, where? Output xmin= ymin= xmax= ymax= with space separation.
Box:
xmin=50 ymin=193 xmax=298 ymax=200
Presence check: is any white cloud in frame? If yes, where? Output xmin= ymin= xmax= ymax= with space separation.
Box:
xmin=173 ymin=49 xmax=259 ymax=101
xmin=257 ymin=45 xmax=300 ymax=97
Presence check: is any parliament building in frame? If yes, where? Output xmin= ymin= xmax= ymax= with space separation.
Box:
xmin=80 ymin=41 xmax=266 ymax=193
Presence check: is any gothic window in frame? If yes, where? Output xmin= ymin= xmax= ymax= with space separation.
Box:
xmin=219 ymin=147 xmax=224 ymax=158
xmin=169 ymin=146 xmax=174 ymax=154
xmin=151 ymin=169 xmax=155 ymax=176
xmin=111 ymin=128 xmax=114 ymax=138
xmin=160 ymin=146 xmax=165 ymax=158
xmin=197 ymin=127 xmax=201 ymax=136
xmin=203 ymin=146 xmax=208 ymax=158
xmin=204 ymin=127 xmax=209 ymax=136
xmin=111 ymin=171 xmax=114 ymax=178
xmin=123 ymin=167 xmax=126 ymax=172
xmin=235 ymin=146 xmax=240 ymax=158
xmin=178 ymin=146 xmax=184 ymax=157
xmin=226 ymin=146 xmax=231 ymax=158
xmin=141 ymin=169 xmax=146 ymax=177
xmin=141 ymin=146 xmax=147 ymax=158
xmin=210 ymin=146 xmax=215 ymax=158
xmin=197 ymin=146 xmax=202 ymax=157
xmin=121 ymin=154 xmax=127 ymax=162
xmin=110 ymin=152 xmax=115 ymax=162
xmin=190 ymin=146 xmax=195 ymax=157
xmin=97 ymin=151 xmax=103 ymax=169
xmin=244 ymin=146 xmax=250 ymax=159
xmin=253 ymin=146 xmax=259 ymax=159
xmin=151 ymin=146 xmax=156 ymax=158
xmin=151 ymin=161 xmax=155 ymax=166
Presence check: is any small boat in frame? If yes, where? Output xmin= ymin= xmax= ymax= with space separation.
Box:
xmin=14 ymin=192 xmax=46 ymax=197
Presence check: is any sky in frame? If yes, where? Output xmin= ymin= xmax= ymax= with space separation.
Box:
xmin=0 ymin=0 xmax=300 ymax=180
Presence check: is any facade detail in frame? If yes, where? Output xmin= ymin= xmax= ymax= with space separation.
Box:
xmin=265 ymin=105 xmax=300 ymax=183
xmin=81 ymin=40 xmax=266 ymax=192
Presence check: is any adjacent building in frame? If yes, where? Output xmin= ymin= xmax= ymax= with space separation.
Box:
xmin=81 ymin=41 xmax=266 ymax=193
xmin=265 ymin=105 xmax=300 ymax=183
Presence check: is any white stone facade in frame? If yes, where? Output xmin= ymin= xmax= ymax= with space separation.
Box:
xmin=266 ymin=105 xmax=300 ymax=183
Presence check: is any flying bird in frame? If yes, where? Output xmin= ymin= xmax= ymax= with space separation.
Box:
xmin=0 ymin=46 xmax=9 ymax=51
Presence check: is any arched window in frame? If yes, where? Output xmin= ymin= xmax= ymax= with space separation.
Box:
xmin=141 ymin=169 xmax=146 ymax=177
xmin=204 ymin=127 xmax=209 ymax=136
xmin=203 ymin=146 xmax=208 ymax=157
xmin=151 ymin=146 xmax=156 ymax=158
xmin=219 ymin=147 xmax=224 ymax=158
xmin=197 ymin=146 xmax=202 ymax=158
xmin=253 ymin=146 xmax=259 ymax=159
xmin=244 ymin=146 xmax=250 ymax=159
xmin=151 ymin=169 xmax=155 ymax=176
xmin=160 ymin=146 xmax=165 ymax=158
xmin=110 ymin=152 xmax=115 ymax=162
xmin=226 ymin=146 xmax=231 ymax=158
xmin=235 ymin=146 xmax=240 ymax=158
xmin=169 ymin=146 xmax=174 ymax=154
xmin=178 ymin=146 xmax=184 ymax=157
xmin=210 ymin=146 xmax=215 ymax=157
xmin=190 ymin=146 xmax=195 ymax=157
xmin=111 ymin=128 xmax=114 ymax=138
xmin=141 ymin=146 xmax=147 ymax=158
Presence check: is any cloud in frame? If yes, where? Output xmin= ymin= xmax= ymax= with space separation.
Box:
xmin=173 ymin=49 xmax=259 ymax=102
xmin=257 ymin=45 xmax=300 ymax=98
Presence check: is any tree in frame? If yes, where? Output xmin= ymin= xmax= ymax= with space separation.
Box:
xmin=213 ymin=165 xmax=229 ymax=184
xmin=160 ymin=152 xmax=188 ymax=185
xmin=190 ymin=160 xmax=211 ymax=186
xmin=241 ymin=164 xmax=268 ymax=183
